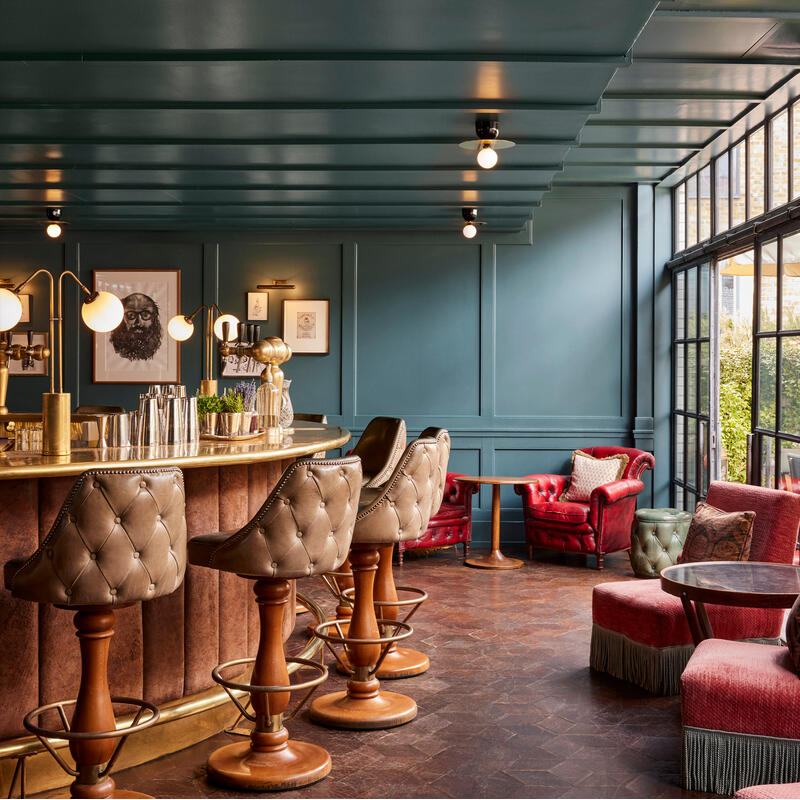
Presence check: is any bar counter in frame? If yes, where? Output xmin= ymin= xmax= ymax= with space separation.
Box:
xmin=0 ymin=422 xmax=350 ymax=795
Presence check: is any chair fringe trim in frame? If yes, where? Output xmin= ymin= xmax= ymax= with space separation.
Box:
xmin=589 ymin=625 xmax=780 ymax=696
xmin=683 ymin=725 xmax=800 ymax=796
xmin=589 ymin=624 xmax=693 ymax=695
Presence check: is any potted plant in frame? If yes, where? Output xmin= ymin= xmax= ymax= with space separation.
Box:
xmin=219 ymin=389 xmax=244 ymax=437
xmin=196 ymin=393 xmax=222 ymax=435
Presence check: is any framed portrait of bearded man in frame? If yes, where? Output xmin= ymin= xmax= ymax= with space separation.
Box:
xmin=92 ymin=269 xmax=180 ymax=383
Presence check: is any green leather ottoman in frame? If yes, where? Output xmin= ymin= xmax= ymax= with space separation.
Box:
xmin=629 ymin=507 xmax=692 ymax=578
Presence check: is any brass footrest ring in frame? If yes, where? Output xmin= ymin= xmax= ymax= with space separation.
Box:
xmin=312 ymin=618 xmax=413 ymax=648
xmin=212 ymin=656 xmax=328 ymax=697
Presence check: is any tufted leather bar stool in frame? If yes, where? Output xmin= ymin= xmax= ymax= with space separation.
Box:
xmin=310 ymin=428 xmax=450 ymax=729
xmin=187 ymin=456 xmax=361 ymax=791
xmin=318 ymin=416 xmax=407 ymax=631
xmin=4 ymin=467 xmax=186 ymax=799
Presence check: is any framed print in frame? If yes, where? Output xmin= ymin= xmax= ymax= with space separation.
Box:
xmin=92 ymin=269 xmax=180 ymax=383
xmin=282 ymin=299 xmax=329 ymax=355
xmin=247 ymin=292 xmax=269 ymax=321
xmin=8 ymin=332 xmax=48 ymax=376
xmin=220 ymin=352 xmax=265 ymax=378
xmin=18 ymin=294 xmax=31 ymax=323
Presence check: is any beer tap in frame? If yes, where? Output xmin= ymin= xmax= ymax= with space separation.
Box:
xmin=0 ymin=329 xmax=51 ymax=415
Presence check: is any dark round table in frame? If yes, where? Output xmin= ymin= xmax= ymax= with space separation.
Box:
xmin=660 ymin=561 xmax=800 ymax=645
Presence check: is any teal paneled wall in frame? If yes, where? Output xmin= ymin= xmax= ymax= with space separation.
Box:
xmin=0 ymin=185 xmax=662 ymax=545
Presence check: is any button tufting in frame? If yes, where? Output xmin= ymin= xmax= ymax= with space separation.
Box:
xmin=140 ymin=481 xmax=147 ymax=488
xmin=114 ymin=516 xmax=121 ymax=524
xmin=156 ymin=514 xmax=161 ymax=521
xmin=272 ymin=562 xmax=278 ymax=569
xmin=149 ymin=583 xmax=155 ymax=591
xmin=297 ymin=531 xmax=303 ymax=537
xmin=133 ymin=552 xmax=140 ymax=559
xmin=90 ymin=553 xmax=97 ymax=560
xmin=65 ymin=588 xmax=72 ymax=596
xmin=109 ymin=588 xmax=117 ymax=595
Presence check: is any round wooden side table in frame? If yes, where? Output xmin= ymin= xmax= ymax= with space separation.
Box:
xmin=454 ymin=475 xmax=535 ymax=570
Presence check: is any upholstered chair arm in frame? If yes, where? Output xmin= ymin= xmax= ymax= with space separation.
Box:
xmin=589 ymin=478 xmax=645 ymax=554
xmin=443 ymin=473 xmax=479 ymax=507
xmin=629 ymin=452 xmax=656 ymax=480
xmin=514 ymin=474 xmax=569 ymax=507
xmin=590 ymin=478 xmax=645 ymax=507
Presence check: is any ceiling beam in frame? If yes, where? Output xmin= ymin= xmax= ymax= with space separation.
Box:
xmin=586 ymin=118 xmax=729 ymax=127
xmin=0 ymin=161 xmax=565 ymax=172
xmin=634 ymin=56 xmax=800 ymax=67
xmin=576 ymin=141 xmax=706 ymax=150
xmin=603 ymin=90 xmax=766 ymax=101
xmin=0 ymin=135 xmax=579 ymax=146
xmin=0 ymin=99 xmax=600 ymax=112
xmin=565 ymin=160 xmax=682 ymax=167
xmin=0 ymin=50 xmax=630 ymax=65
xmin=0 ymin=182 xmax=553 ymax=191
xmin=654 ymin=7 xmax=800 ymax=19
xmin=0 ymin=200 xmax=543 ymax=207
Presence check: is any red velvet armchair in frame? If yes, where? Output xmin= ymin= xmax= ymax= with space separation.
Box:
xmin=513 ymin=446 xmax=655 ymax=569
xmin=397 ymin=473 xmax=479 ymax=565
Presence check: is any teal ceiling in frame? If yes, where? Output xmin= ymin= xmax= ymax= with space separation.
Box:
xmin=1 ymin=0 xmax=797 ymax=231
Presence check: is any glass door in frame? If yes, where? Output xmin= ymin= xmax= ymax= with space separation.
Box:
xmin=672 ymin=262 xmax=713 ymax=510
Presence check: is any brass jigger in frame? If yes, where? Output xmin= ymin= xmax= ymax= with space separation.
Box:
xmin=0 ymin=330 xmax=51 ymax=415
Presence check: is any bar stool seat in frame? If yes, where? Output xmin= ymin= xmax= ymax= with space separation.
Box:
xmin=5 ymin=467 xmax=187 ymax=800
xmin=187 ymin=456 xmax=361 ymax=792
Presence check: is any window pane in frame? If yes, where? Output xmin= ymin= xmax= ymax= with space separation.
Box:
xmin=761 ymin=239 xmax=778 ymax=332
xmin=762 ymin=434 xmax=776 ymax=489
xmin=749 ymin=127 xmax=765 ymax=219
xmin=700 ymin=262 xmax=710 ymax=337
xmin=731 ymin=142 xmax=746 ymax=226
xmin=794 ymin=102 xmax=800 ymax=200
xmin=674 ymin=482 xmax=684 ymax=510
xmin=700 ymin=341 xmax=710 ymax=415
xmin=684 ymin=490 xmax=697 ymax=513
xmin=699 ymin=165 xmax=712 ymax=242
xmin=687 ymin=343 xmax=697 ymax=413
xmin=676 ymin=183 xmax=686 ymax=253
xmin=700 ymin=418 xmax=710 ymax=496
xmin=782 ymin=231 xmax=800 ymax=331
xmin=674 ymin=414 xmax=685 ymax=481
xmin=771 ymin=110 xmax=789 ymax=209
xmin=687 ymin=174 xmax=698 ymax=246
xmin=781 ymin=336 xmax=800 ymax=437
xmin=675 ymin=344 xmax=685 ymax=410
xmin=675 ymin=269 xmax=686 ymax=340
xmin=715 ymin=153 xmax=729 ymax=233
xmin=687 ymin=266 xmax=697 ymax=339
xmin=781 ymin=438 xmax=800 ymax=494
xmin=686 ymin=417 xmax=697 ymax=488
xmin=758 ymin=337 xmax=777 ymax=431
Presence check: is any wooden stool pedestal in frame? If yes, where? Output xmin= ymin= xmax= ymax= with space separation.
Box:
xmin=206 ymin=580 xmax=331 ymax=791
xmin=310 ymin=545 xmax=417 ymax=730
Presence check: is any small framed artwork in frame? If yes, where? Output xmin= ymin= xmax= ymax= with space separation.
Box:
xmin=18 ymin=294 xmax=31 ymax=323
xmin=220 ymin=353 xmax=265 ymax=378
xmin=282 ymin=299 xmax=329 ymax=355
xmin=92 ymin=269 xmax=181 ymax=384
xmin=8 ymin=332 xmax=48 ymax=376
xmin=247 ymin=292 xmax=269 ymax=321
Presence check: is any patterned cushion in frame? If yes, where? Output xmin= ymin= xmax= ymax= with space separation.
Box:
xmin=785 ymin=594 xmax=800 ymax=676
xmin=678 ymin=501 xmax=755 ymax=564
xmin=560 ymin=449 xmax=629 ymax=502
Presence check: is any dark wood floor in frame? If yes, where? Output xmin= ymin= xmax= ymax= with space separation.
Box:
xmin=111 ymin=547 xmax=704 ymax=799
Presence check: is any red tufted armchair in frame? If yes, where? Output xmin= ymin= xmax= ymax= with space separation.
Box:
xmin=513 ymin=446 xmax=655 ymax=569
xmin=397 ymin=473 xmax=479 ymax=565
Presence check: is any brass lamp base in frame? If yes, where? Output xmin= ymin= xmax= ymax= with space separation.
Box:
xmin=42 ymin=392 xmax=70 ymax=455
xmin=200 ymin=379 xmax=218 ymax=396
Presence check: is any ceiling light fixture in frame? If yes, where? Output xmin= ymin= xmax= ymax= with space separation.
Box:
xmin=45 ymin=207 xmax=63 ymax=239
xmin=461 ymin=207 xmax=484 ymax=239
xmin=459 ymin=119 xmax=515 ymax=170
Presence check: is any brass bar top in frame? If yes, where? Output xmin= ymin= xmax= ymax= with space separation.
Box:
xmin=0 ymin=422 xmax=350 ymax=480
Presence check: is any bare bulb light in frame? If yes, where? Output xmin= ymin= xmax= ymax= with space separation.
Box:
xmin=476 ymin=143 xmax=498 ymax=169
xmin=46 ymin=223 xmax=62 ymax=239
xmin=214 ymin=313 xmax=240 ymax=341
xmin=462 ymin=223 xmax=478 ymax=239
xmin=168 ymin=314 xmax=195 ymax=341
xmin=0 ymin=288 xmax=23 ymax=331
xmin=81 ymin=291 xmax=124 ymax=332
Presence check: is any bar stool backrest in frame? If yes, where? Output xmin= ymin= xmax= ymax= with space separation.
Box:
xmin=350 ymin=416 xmax=407 ymax=488
xmin=191 ymin=456 xmax=362 ymax=579
xmin=354 ymin=427 xmax=450 ymax=545
xmin=8 ymin=467 xmax=186 ymax=607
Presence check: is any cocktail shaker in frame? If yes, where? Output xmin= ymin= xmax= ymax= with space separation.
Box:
xmin=137 ymin=397 xmax=161 ymax=447
xmin=162 ymin=396 xmax=185 ymax=445
xmin=184 ymin=396 xmax=199 ymax=443
xmin=108 ymin=412 xmax=132 ymax=447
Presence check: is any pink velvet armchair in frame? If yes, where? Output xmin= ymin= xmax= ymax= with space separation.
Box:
xmin=514 ymin=446 xmax=655 ymax=569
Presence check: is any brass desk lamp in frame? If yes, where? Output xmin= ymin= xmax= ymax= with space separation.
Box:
xmin=0 ymin=270 xmax=123 ymax=454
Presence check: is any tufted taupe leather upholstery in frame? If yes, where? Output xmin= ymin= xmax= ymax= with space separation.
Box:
xmin=5 ymin=468 xmax=186 ymax=607
xmin=353 ymin=428 xmax=450 ymax=545
xmin=350 ymin=417 xmax=407 ymax=488
xmin=188 ymin=456 xmax=362 ymax=579
xmin=629 ymin=507 xmax=692 ymax=578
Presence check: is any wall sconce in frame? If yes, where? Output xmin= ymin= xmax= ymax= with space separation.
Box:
xmin=0 ymin=270 xmax=124 ymax=454
xmin=256 ymin=280 xmax=295 ymax=290
xmin=167 ymin=304 xmax=239 ymax=396
xmin=459 ymin=118 xmax=515 ymax=170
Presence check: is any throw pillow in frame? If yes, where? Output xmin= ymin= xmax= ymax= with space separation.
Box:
xmin=677 ymin=501 xmax=755 ymax=564
xmin=560 ymin=450 xmax=629 ymax=503
xmin=786 ymin=594 xmax=800 ymax=676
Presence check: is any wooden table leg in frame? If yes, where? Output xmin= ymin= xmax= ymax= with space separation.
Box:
xmin=696 ymin=600 xmax=714 ymax=640
xmin=465 ymin=485 xmax=523 ymax=570
xmin=680 ymin=592 xmax=706 ymax=646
